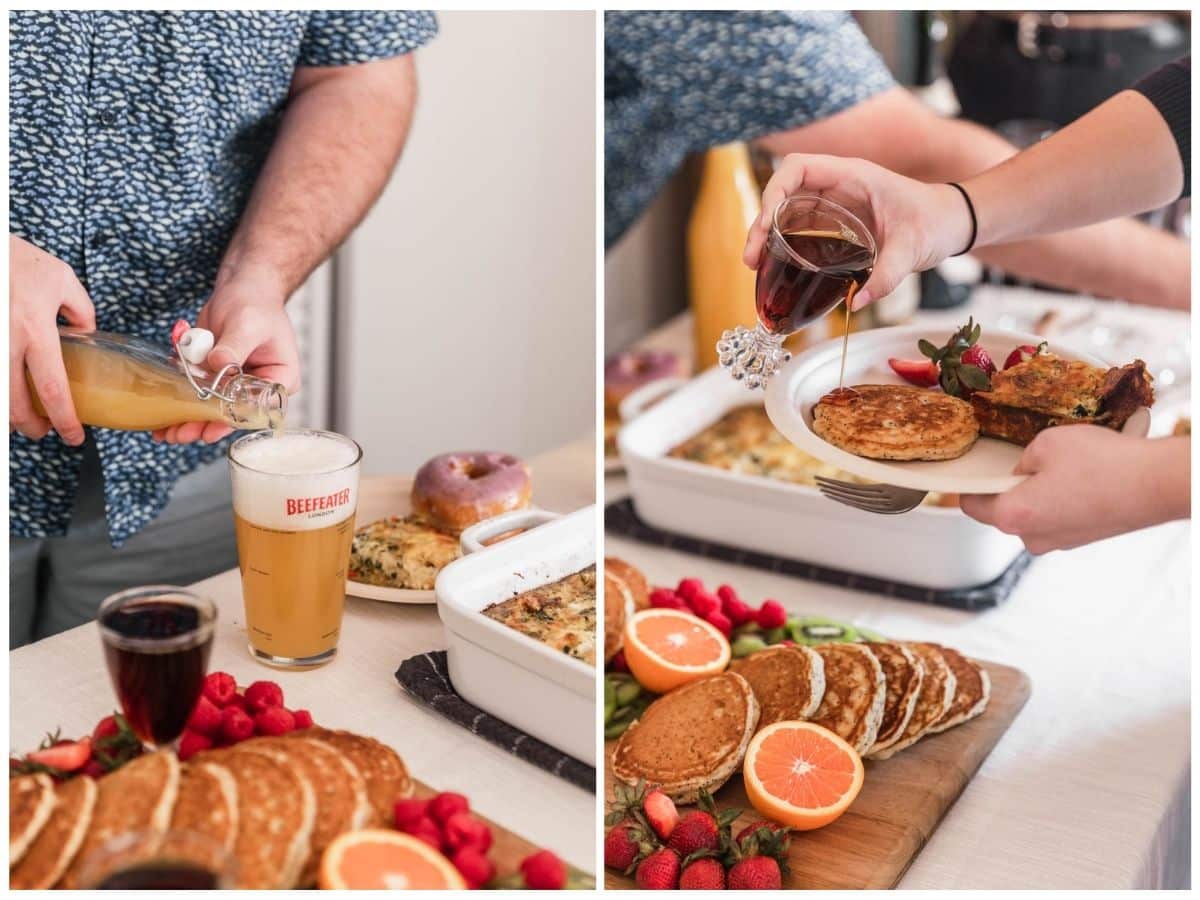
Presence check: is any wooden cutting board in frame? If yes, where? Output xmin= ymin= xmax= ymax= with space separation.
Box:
xmin=604 ymin=660 xmax=1030 ymax=890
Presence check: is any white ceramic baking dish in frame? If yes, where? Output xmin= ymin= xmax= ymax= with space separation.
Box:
xmin=618 ymin=367 xmax=1024 ymax=591
xmin=436 ymin=506 xmax=596 ymax=766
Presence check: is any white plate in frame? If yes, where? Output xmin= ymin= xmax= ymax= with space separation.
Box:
xmin=764 ymin=325 xmax=1151 ymax=495
xmin=344 ymin=475 xmax=437 ymax=605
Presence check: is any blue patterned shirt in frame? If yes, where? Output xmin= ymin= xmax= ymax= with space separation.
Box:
xmin=605 ymin=11 xmax=895 ymax=246
xmin=10 ymin=11 xmax=436 ymax=545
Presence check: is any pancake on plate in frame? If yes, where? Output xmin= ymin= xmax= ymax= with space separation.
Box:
xmin=809 ymin=643 xmax=887 ymax=754
xmin=812 ymin=384 xmax=979 ymax=461
xmin=9 ymin=773 xmax=55 ymax=867
xmin=868 ymin=642 xmax=957 ymax=760
xmin=864 ymin=642 xmax=925 ymax=757
xmin=611 ymin=671 xmax=759 ymax=804
xmin=729 ymin=644 xmax=825 ymax=730
xmin=162 ymin=761 xmax=238 ymax=874
xmin=10 ymin=776 xmax=96 ymax=889
xmin=287 ymin=728 xmax=413 ymax=825
xmin=926 ymin=646 xmax=990 ymax=734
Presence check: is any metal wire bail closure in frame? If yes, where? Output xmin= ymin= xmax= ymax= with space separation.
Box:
xmin=173 ymin=327 xmax=241 ymax=403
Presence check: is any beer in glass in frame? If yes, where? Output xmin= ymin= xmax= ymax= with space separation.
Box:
xmin=228 ymin=429 xmax=361 ymax=668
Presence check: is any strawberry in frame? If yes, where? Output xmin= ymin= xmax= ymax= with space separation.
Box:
xmin=253 ymin=706 xmax=295 ymax=737
xmin=428 ymin=791 xmax=469 ymax=824
xmin=961 ymin=344 xmax=996 ymax=376
xmin=219 ymin=706 xmax=254 ymax=745
xmin=735 ymin=820 xmax=787 ymax=844
xmin=452 ymin=846 xmax=495 ymax=890
xmin=643 ymin=788 xmax=679 ymax=840
xmin=755 ymin=600 xmax=787 ymax=630
xmin=609 ymin=649 xmax=630 ymax=673
xmin=443 ymin=812 xmax=493 ymax=854
xmin=178 ymin=730 xmax=212 ymax=762
xmin=717 ymin=585 xmax=755 ymax=626
xmin=675 ymin=578 xmax=705 ymax=602
xmin=81 ymin=759 xmax=108 ymax=779
xmin=704 ymin=609 xmax=733 ymax=639
xmin=727 ymin=856 xmax=782 ymax=890
xmin=27 ymin=738 xmax=90 ymax=773
xmin=243 ymin=681 xmax=284 ymax=713
xmin=202 ymin=672 xmax=237 ymax=708
xmin=649 ymin=588 xmax=686 ymax=611
xmin=1004 ymin=341 xmax=1049 ymax=370
xmin=292 ymin=709 xmax=314 ymax=730
xmin=520 ymin=849 xmax=567 ymax=890
xmin=666 ymin=810 xmax=720 ymax=857
xmin=91 ymin=715 xmax=121 ymax=743
xmin=603 ymin=820 xmax=653 ymax=873
xmin=393 ymin=797 xmax=430 ymax=830
xmin=679 ymin=857 xmax=726 ymax=890
xmin=405 ymin=815 xmax=445 ymax=851
xmin=888 ymin=357 xmax=940 ymax=387
xmin=186 ymin=695 xmax=223 ymax=737
xmin=635 ymin=848 xmax=680 ymax=890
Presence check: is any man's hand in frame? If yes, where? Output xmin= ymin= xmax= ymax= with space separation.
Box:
xmin=153 ymin=267 xmax=300 ymax=445
xmin=9 ymin=235 xmax=95 ymax=445
xmin=961 ymin=427 xmax=1190 ymax=554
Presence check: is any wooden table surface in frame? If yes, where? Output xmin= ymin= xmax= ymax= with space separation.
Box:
xmin=10 ymin=437 xmax=598 ymax=872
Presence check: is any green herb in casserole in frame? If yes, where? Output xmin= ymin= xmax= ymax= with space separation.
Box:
xmin=482 ymin=566 xmax=596 ymax=665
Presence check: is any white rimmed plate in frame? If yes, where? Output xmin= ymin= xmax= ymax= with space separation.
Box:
xmin=344 ymin=475 xmax=436 ymax=605
xmin=764 ymin=325 xmax=1151 ymax=495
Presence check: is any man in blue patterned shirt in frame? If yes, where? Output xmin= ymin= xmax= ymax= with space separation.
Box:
xmin=605 ymin=11 xmax=1189 ymax=309
xmin=9 ymin=11 xmax=436 ymax=645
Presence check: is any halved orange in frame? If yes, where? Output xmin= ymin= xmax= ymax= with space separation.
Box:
xmin=743 ymin=721 xmax=864 ymax=831
xmin=623 ymin=608 xmax=731 ymax=694
xmin=318 ymin=829 xmax=467 ymax=890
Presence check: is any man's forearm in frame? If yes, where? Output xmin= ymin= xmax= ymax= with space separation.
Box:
xmin=216 ymin=54 xmax=419 ymax=298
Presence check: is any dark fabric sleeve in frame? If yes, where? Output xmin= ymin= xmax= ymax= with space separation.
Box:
xmin=1132 ymin=56 xmax=1190 ymax=198
xmin=298 ymin=11 xmax=437 ymax=66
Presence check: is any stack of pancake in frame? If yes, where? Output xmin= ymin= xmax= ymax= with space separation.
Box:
xmin=9 ymin=727 xmax=411 ymax=890
xmin=611 ymin=641 xmax=989 ymax=803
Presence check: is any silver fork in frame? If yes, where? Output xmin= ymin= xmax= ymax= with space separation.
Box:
xmin=814 ymin=476 xmax=927 ymax=515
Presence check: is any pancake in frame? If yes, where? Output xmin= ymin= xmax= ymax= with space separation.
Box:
xmin=162 ymin=762 xmax=238 ymax=873
xmin=812 ymin=384 xmax=979 ymax=461
xmin=10 ymin=776 xmax=96 ymax=889
xmin=869 ymin=642 xmax=957 ymax=760
xmin=729 ymin=644 xmax=825 ymax=729
xmin=286 ymin=728 xmax=412 ymax=825
xmin=240 ymin=736 xmax=371 ymax=887
xmin=10 ymin=773 xmax=55 ymax=866
xmin=210 ymin=747 xmax=315 ymax=889
xmin=604 ymin=572 xmax=630 ymax=663
xmin=926 ymin=646 xmax=990 ymax=734
xmin=612 ymin=672 xmax=759 ymax=804
xmin=809 ymin=643 xmax=886 ymax=754
xmin=605 ymin=557 xmax=650 ymax=610
xmin=59 ymin=749 xmax=180 ymax=889
xmin=864 ymin=642 xmax=925 ymax=757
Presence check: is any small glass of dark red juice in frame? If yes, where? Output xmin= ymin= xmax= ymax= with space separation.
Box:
xmin=718 ymin=194 xmax=876 ymax=389
xmin=98 ymin=587 xmax=216 ymax=749
xmin=78 ymin=829 xmax=235 ymax=889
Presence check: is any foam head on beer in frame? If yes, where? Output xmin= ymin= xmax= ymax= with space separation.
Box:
xmin=230 ymin=431 xmax=360 ymax=531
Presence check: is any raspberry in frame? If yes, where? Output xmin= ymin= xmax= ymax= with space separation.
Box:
xmin=244 ymin=681 xmax=284 ymax=713
xmin=705 ymin=609 xmax=733 ymax=639
xmin=718 ymin=585 xmax=755 ymax=626
xmin=219 ymin=706 xmax=254 ymax=745
xmin=292 ymin=709 xmax=314 ymax=730
xmin=452 ymin=846 xmax=495 ymax=890
xmin=179 ymin=730 xmax=213 ymax=761
xmin=405 ymin=816 xmax=445 ymax=851
xmin=649 ymin=588 xmax=685 ymax=610
xmin=521 ymin=849 xmax=567 ymax=890
xmin=186 ymin=695 xmax=223 ymax=737
xmin=755 ymin=599 xmax=787 ymax=630
xmin=689 ymin=591 xmax=720 ymax=618
xmin=609 ymin=650 xmax=630 ymax=673
xmin=225 ymin=692 xmax=249 ymax=712
xmin=444 ymin=811 xmax=494 ymax=853
xmin=202 ymin=672 xmax=237 ymax=708
xmin=675 ymin=578 xmax=705 ymax=602
xmin=393 ymin=797 xmax=430 ymax=830
xmin=253 ymin=707 xmax=296 ymax=737
xmin=428 ymin=791 xmax=469 ymax=824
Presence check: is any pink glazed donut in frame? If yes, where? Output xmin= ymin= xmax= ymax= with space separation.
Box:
xmin=412 ymin=451 xmax=532 ymax=534
xmin=604 ymin=349 xmax=681 ymax=415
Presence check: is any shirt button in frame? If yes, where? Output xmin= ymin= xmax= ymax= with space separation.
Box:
xmin=98 ymin=109 xmax=118 ymax=127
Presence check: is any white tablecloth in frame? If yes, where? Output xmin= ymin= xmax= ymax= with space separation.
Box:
xmin=10 ymin=439 xmax=598 ymax=873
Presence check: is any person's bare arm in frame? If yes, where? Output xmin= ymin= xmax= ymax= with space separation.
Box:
xmin=162 ymin=53 xmax=419 ymax=443
xmin=755 ymin=87 xmax=1189 ymax=309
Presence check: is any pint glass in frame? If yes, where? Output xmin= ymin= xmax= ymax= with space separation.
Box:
xmin=228 ymin=429 xmax=361 ymax=668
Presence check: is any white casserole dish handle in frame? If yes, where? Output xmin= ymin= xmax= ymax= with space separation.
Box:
xmin=617 ymin=375 xmax=688 ymax=423
xmin=459 ymin=507 xmax=560 ymax=555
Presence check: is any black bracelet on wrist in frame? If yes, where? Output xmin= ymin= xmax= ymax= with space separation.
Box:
xmin=946 ymin=182 xmax=978 ymax=257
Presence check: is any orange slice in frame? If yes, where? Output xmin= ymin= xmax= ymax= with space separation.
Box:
xmin=743 ymin=721 xmax=864 ymax=831
xmin=318 ymin=829 xmax=467 ymax=890
xmin=623 ymin=608 xmax=731 ymax=694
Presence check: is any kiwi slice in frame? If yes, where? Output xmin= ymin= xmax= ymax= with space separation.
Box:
xmin=787 ymin=616 xmax=883 ymax=645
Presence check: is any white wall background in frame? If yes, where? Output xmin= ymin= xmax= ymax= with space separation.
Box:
xmin=336 ymin=11 xmax=596 ymax=476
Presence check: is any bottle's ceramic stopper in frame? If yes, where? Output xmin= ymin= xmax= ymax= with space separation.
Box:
xmin=716 ymin=324 xmax=790 ymax=391
xmin=177 ymin=328 xmax=214 ymax=365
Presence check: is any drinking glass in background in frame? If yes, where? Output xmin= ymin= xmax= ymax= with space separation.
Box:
xmin=77 ymin=829 xmax=236 ymax=889
xmin=98 ymin=587 xmax=216 ymax=749
xmin=228 ymin=429 xmax=362 ymax=669
xmin=718 ymin=194 xmax=877 ymax=388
